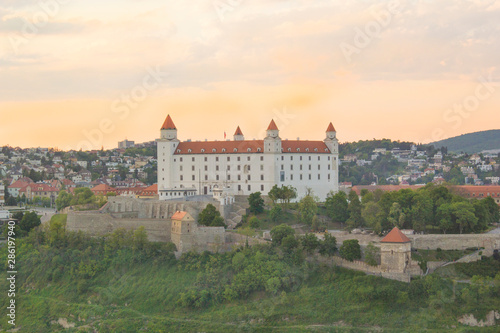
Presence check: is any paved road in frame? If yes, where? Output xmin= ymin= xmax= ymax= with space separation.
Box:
xmin=487 ymin=227 xmax=500 ymax=234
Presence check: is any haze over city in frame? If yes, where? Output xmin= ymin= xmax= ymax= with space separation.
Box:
xmin=1 ymin=0 xmax=499 ymax=149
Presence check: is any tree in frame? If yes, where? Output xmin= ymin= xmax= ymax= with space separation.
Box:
xmin=268 ymin=185 xmax=281 ymax=205
xmin=300 ymin=233 xmax=320 ymax=254
xmin=319 ymin=233 xmax=337 ymax=256
xmin=248 ymin=192 xmax=264 ymax=214
xmin=364 ymin=242 xmax=380 ymax=266
xmin=281 ymin=185 xmax=297 ymax=210
xmin=361 ymin=201 xmax=381 ymax=232
xmin=198 ymin=204 xmax=226 ymax=227
xmin=269 ymin=204 xmax=283 ymax=223
xmin=298 ymin=195 xmax=317 ymax=225
xmin=56 ymin=190 xmax=72 ymax=211
xmin=410 ymin=192 xmax=433 ymax=232
xmin=325 ymin=191 xmax=349 ymax=223
xmin=339 ymin=239 xmax=361 ymax=262
xmin=19 ymin=211 xmax=41 ymax=234
xmin=281 ymin=234 xmax=299 ymax=252
xmin=270 ymin=224 xmax=295 ymax=246
xmin=388 ymin=202 xmax=406 ymax=229
xmin=347 ymin=190 xmax=363 ymax=228
xmin=248 ymin=216 xmax=260 ymax=229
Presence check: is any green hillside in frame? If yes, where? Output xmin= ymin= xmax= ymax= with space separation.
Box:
xmin=430 ymin=129 xmax=500 ymax=153
xmin=1 ymin=216 xmax=499 ymax=332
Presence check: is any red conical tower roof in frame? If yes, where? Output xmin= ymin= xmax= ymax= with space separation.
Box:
xmin=326 ymin=122 xmax=336 ymax=132
xmin=234 ymin=126 xmax=243 ymax=136
xmin=381 ymin=227 xmax=411 ymax=243
xmin=267 ymin=119 xmax=279 ymax=131
xmin=161 ymin=115 xmax=176 ymax=130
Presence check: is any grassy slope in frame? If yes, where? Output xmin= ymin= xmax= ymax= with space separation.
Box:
xmin=2 ymin=215 xmax=499 ymax=332
xmin=429 ymin=129 xmax=500 ymax=153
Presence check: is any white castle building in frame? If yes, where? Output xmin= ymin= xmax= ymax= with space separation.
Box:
xmin=157 ymin=115 xmax=339 ymax=201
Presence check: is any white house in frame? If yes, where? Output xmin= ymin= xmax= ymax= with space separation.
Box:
xmin=156 ymin=115 xmax=339 ymax=201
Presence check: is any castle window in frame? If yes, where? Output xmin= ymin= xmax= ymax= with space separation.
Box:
xmin=205 ymin=175 xmax=208 ymax=180
xmin=318 ymin=165 xmax=321 ymax=170
xmin=201 ymin=149 xmax=205 ymax=153
xmin=216 ymin=165 xmax=219 ymax=171
xmin=300 ymin=174 xmax=303 ymax=180
xmin=238 ymin=185 xmax=241 ymax=191
xmin=180 ymin=175 xmax=183 ymax=181
xmin=309 ymin=165 xmax=311 ymax=170
xmin=188 ymin=149 xmax=192 ymax=153
xmin=328 ymin=156 xmax=331 ymax=161
xmin=297 ymin=148 xmax=300 ymax=152
xmin=222 ymin=148 xmax=226 ymax=152
xmin=212 ymin=149 xmax=216 ymax=152
xmin=314 ymin=148 xmax=318 ymax=152
xmin=216 ymin=157 xmax=219 ymax=162
xmin=318 ymin=156 xmax=320 ymax=160
xmin=205 ymin=165 xmax=208 ymax=171
xmin=328 ymin=174 xmax=331 ymax=180
xmin=261 ymin=185 xmax=264 ymax=191
xmin=204 ymin=157 xmax=207 ymax=162
xmin=328 ymin=164 xmax=331 ymax=170
xmin=281 ymin=165 xmax=284 ymax=170
xmin=291 ymin=174 xmax=294 ymax=180
xmin=248 ymin=185 xmax=251 ymax=191
xmin=247 ymin=148 xmax=251 ymax=152
xmin=290 ymin=165 xmax=293 ymax=170
xmin=257 ymin=148 xmax=262 ymax=152
xmin=260 ymin=174 xmax=264 ymax=180
xmin=247 ymin=156 xmax=250 ymax=161
xmin=177 ymin=149 xmax=181 ymax=153
xmin=227 ymin=165 xmax=230 ymax=171
xmin=238 ymin=165 xmax=241 ymax=171
xmin=309 ymin=156 xmax=311 ymax=161
xmin=325 ymin=148 xmax=329 ymax=152
xmin=260 ymin=156 xmax=263 ymax=161
xmin=216 ymin=175 xmax=219 ymax=180
xmin=248 ymin=175 xmax=251 ymax=180
xmin=260 ymin=165 xmax=264 ymax=171
xmin=192 ymin=165 xmax=195 ymax=171
xmin=288 ymin=148 xmax=291 ymax=152
xmin=234 ymin=148 xmax=238 ymax=152
xmin=318 ymin=174 xmax=321 ymax=180
xmin=309 ymin=174 xmax=311 ymax=180
xmin=180 ymin=157 xmax=183 ymax=162
xmin=305 ymin=148 xmax=309 ymax=152
xmin=227 ymin=156 xmax=230 ymax=161
xmin=228 ymin=175 xmax=231 ymax=180
xmin=192 ymin=157 xmax=195 ymax=161
xmin=192 ymin=175 xmax=195 ymax=180
xmin=238 ymin=175 xmax=241 ymax=180
xmin=237 ymin=157 xmax=241 ymax=161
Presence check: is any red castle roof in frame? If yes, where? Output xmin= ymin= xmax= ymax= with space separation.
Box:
xmin=234 ymin=126 xmax=243 ymax=136
xmin=381 ymin=227 xmax=411 ymax=243
xmin=326 ymin=122 xmax=336 ymax=132
xmin=161 ymin=115 xmax=176 ymax=130
xmin=171 ymin=211 xmax=187 ymax=220
xmin=267 ymin=119 xmax=279 ymax=131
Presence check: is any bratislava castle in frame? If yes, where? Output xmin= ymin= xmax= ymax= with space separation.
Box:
xmin=157 ymin=115 xmax=339 ymax=201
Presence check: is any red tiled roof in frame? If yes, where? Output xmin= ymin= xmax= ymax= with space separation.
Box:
xmin=174 ymin=140 xmax=330 ymax=154
xmin=91 ymin=184 xmax=116 ymax=193
xmin=234 ymin=126 xmax=243 ymax=136
xmin=9 ymin=179 xmax=33 ymax=189
xmin=161 ymin=114 xmax=176 ymax=130
xmin=381 ymin=227 xmax=411 ymax=243
xmin=267 ymin=119 xmax=279 ymax=131
xmin=452 ymin=185 xmax=500 ymax=198
xmin=171 ymin=211 xmax=187 ymax=220
xmin=326 ymin=122 xmax=336 ymax=132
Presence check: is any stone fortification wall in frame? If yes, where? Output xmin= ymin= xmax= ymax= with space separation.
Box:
xmin=104 ymin=196 xmax=219 ymax=220
xmin=409 ymin=234 xmax=500 ymax=251
xmin=66 ymin=211 xmax=171 ymax=242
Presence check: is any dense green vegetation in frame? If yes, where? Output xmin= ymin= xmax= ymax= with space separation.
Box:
xmin=55 ymin=188 xmax=108 ymax=211
xmin=323 ymin=184 xmax=499 ymax=234
xmin=1 ymin=215 xmax=500 ymax=332
xmin=430 ymin=129 xmax=500 ymax=153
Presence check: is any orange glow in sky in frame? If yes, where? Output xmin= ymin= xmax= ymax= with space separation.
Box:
xmin=1 ymin=1 xmax=499 ymax=149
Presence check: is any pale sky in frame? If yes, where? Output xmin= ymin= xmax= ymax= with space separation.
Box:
xmin=1 ymin=0 xmax=499 ymax=150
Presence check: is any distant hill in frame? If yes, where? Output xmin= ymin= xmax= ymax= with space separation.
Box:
xmin=429 ymin=129 xmax=500 ymax=153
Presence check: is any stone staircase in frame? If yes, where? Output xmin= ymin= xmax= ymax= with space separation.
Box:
xmin=225 ymin=196 xmax=249 ymax=229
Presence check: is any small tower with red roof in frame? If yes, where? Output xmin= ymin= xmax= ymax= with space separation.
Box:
xmin=233 ymin=126 xmax=244 ymax=141
xmin=160 ymin=114 xmax=178 ymax=140
xmin=264 ymin=119 xmax=282 ymax=154
xmin=380 ymin=227 xmax=412 ymax=273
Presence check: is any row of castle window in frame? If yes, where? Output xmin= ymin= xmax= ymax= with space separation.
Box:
xmin=169 ymin=155 xmax=334 ymax=162
xmin=177 ymin=173 xmax=331 ymax=181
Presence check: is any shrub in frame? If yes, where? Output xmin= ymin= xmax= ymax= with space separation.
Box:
xmin=248 ymin=216 xmax=260 ymax=229
xmin=339 ymin=239 xmax=361 ymax=262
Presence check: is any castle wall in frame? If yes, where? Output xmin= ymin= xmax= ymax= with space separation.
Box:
xmin=409 ymin=234 xmax=500 ymax=251
xmin=66 ymin=211 xmax=171 ymax=242
xmin=380 ymin=242 xmax=411 ymax=272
